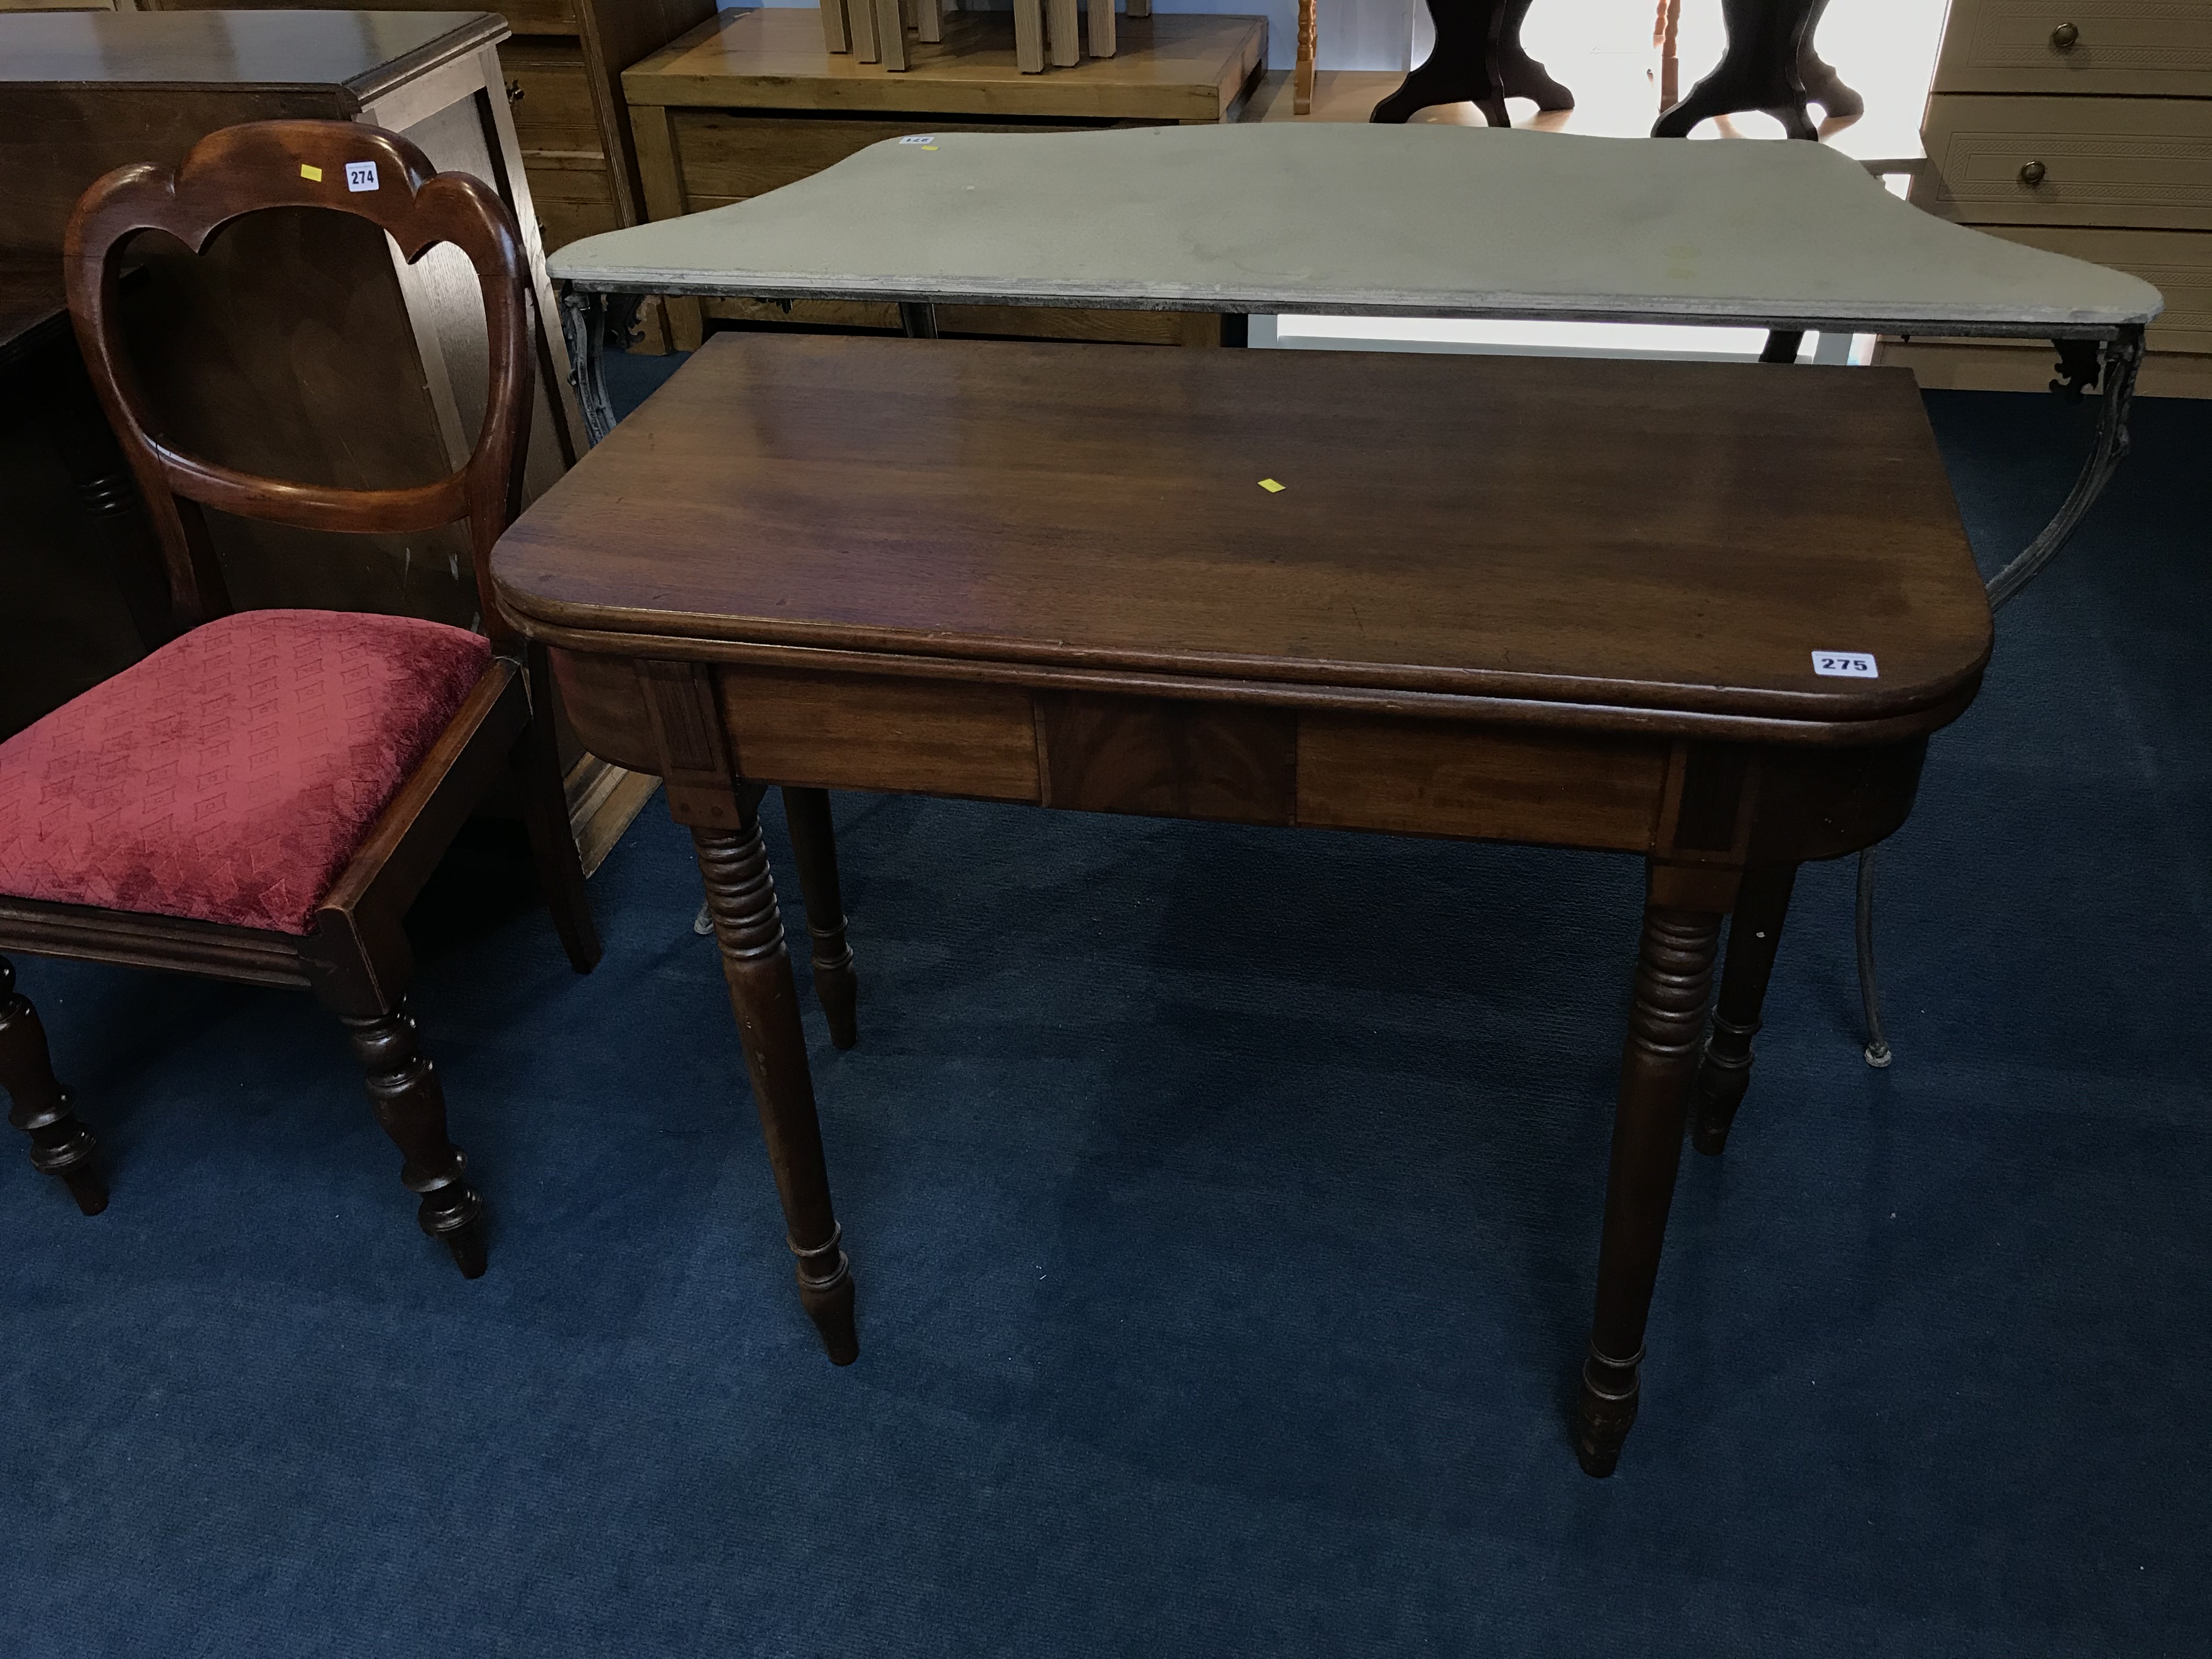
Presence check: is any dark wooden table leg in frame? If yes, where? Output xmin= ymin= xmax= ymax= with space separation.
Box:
xmin=343 ymin=1007 xmax=488 ymax=1278
xmin=1371 ymin=0 xmax=1571 ymax=126
xmin=0 ymin=955 xmax=106 ymax=1217
xmin=1797 ymin=0 xmax=1860 ymax=119
xmin=1575 ymin=891 xmax=1721 ymax=1477
xmin=520 ymin=642 xmax=604 ymax=976
xmin=1692 ymin=861 xmax=1796 ymax=1155
xmin=693 ymin=815 xmax=859 ymax=1364
xmin=780 ymin=786 xmax=859 ymax=1051
xmin=1651 ymin=0 xmax=1822 ymax=140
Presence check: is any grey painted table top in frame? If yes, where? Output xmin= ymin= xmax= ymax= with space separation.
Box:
xmin=548 ymin=123 xmax=2161 ymax=337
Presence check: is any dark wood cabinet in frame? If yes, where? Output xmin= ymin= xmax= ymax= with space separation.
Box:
xmin=142 ymin=0 xmax=720 ymax=250
xmin=1 ymin=9 xmax=585 ymax=632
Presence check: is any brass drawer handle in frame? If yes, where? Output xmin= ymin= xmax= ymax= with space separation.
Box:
xmin=2050 ymin=21 xmax=2079 ymax=50
xmin=2019 ymin=159 xmax=2047 ymax=187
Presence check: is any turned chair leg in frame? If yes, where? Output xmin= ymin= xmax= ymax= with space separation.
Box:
xmin=518 ymin=644 xmax=603 ymax=976
xmin=0 ymin=956 xmax=106 ymax=1216
xmin=1691 ymin=862 xmax=1797 ymax=1154
xmin=343 ymin=1007 xmax=488 ymax=1278
xmin=692 ymin=814 xmax=859 ymax=1364
xmin=1575 ymin=898 xmax=1720 ymax=1477
xmin=779 ymin=786 xmax=859 ymax=1051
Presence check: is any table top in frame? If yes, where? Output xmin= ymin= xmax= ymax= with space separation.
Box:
xmin=495 ymin=335 xmax=1991 ymax=743
xmin=625 ymin=7 xmax=1266 ymax=123
xmin=0 ymin=9 xmax=505 ymax=95
xmin=549 ymin=125 xmax=2159 ymax=337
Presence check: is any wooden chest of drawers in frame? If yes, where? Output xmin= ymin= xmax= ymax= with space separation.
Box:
xmin=1891 ymin=0 xmax=2212 ymax=395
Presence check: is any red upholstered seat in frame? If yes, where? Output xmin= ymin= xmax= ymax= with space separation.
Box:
xmin=0 ymin=610 xmax=492 ymax=935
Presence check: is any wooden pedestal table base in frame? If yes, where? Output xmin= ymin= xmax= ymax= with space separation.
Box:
xmin=1369 ymin=0 xmax=1572 ymax=126
xmin=1652 ymin=0 xmax=1860 ymax=142
xmin=495 ymin=337 xmax=1993 ymax=1471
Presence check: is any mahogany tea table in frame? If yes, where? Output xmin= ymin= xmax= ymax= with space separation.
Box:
xmin=491 ymin=335 xmax=1992 ymax=1475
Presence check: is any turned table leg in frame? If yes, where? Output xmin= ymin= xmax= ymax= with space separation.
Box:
xmin=343 ymin=1008 xmax=487 ymax=1278
xmin=1691 ymin=862 xmax=1797 ymax=1154
xmin=692 ymin=816 xmax=859 ymax=1364
xmin=1575 ymin=896 xmax=1720 ymax=1476
xmin=0 ymin=956 xmax=106 ymax=1216
xmin=780 ymin=786 xmax=859 ymax=1051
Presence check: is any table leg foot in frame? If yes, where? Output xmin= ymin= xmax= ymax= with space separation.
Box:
xmin=693 ymin=817 xmax=860 ymax=1365
xmin=1573 ymin=1345 xmax=1640 ymax=1477
xmin=1575 ymin=892 xmax=1719 ymax=1475
xmin=794 ymin=1224 xmax=860 ymax=1364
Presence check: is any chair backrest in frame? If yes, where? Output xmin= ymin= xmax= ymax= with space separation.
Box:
xmin=64 ymin=120 xmax=534 ymax=649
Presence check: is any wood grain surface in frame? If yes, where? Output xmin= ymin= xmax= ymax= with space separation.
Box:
xmin=622 ymin=7 xmax=1266 ymax=122
xmin=494 ymin=335 xmax=1991 ymax=736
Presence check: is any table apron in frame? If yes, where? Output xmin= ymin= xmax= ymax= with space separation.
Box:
xmin=550 ymin=648 xmax=1931 ymax=868
xmin=554 ymin=278 xmax=2135 ymax=341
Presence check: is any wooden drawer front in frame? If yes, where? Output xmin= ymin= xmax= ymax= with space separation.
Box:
xmin=1296 ymin=717 xmax=1668 ymax=853
xmin=1878 ymin=339 xmax=2212 ymax=396
xmin=497 ymin=0 xmax=577 ymax=37
xmin=528 ymin=155 xmax=619 ymax=251
xmin=720 ymin=667 xmax=1040 ymax=802
xmin=503 ymin=42 xmax=602 ymax=158
xmin=1934 ymin=0 xmax=2212 ymax=97
xmin=1035 ymin=694 xmax=1294 ymax=824
xmin=699 ymin=296 xmax=1215 ymax=346
xmin=1972 ymin=225 xmax=2212 ymax=350
xmin=670 ymin=111 xmax=1152 ymax=204
xmin=1919 ymin=94 xmax=2212 ymax=229
xmin=143 ymin=0 xmax=577 ymax=33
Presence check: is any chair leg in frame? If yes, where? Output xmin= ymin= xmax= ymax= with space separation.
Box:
xmin=520 ymin=645 xmax=603 ymax=976
xmin=343 ymin=1007 xmax=487 ymax=1278
xmin=0 ymin=956 xmax=106 ymax=1217
xmin=779 ymin=786 xmax=859 ymax=1051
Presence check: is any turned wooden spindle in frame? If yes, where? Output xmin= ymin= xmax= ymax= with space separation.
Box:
xmin=1692 ymin=862 xmax=1798 ymax=1155
xmin=692 ymin=819 xmax=859 ymax=1364
xmin=780 ymin=786 xmax=859 ymax=1051
xmin=0 ymin=956 xmax=107 ymax=1216
xmin=343 ymin=1008 xmax=488 ymax=1278
xmin=1575 ymin=899 xmax=1720 ymax=1477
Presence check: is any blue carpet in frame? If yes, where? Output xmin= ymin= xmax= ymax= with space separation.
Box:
xmin=3 ymin=361 xmax=2207 ymax=1657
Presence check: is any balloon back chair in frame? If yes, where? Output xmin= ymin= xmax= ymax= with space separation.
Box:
xmin=0 ymin=120 xmax=599 ymax=1277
